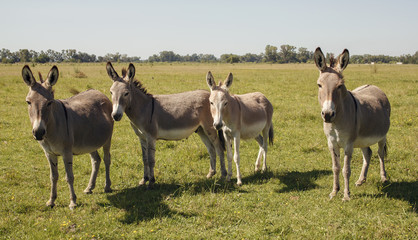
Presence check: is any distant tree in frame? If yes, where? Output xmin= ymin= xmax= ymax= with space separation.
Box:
xmin=220 ymin=54 xmax=240 ymax=63
xmin=199 ymin=54 xmax=217 ymax=62
xmin=19 ymin=49 xmax=31 ymax=62
xmin=240 ymin=53 xmax=262 ymax=62
xmin=297 ymin=47 xmax=312 ymax=63
xmin=264 ymin=45 xmax=278 ymax=62
xmin=279 ymin=44 xmax=297 ymax=63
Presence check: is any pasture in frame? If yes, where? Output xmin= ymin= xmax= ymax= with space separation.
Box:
xmin=0 ymin=62 xmax=416 ymax=239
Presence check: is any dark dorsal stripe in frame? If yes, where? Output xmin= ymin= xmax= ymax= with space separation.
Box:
xmin=57 ymin=100 xmax=69 ymax=135
xmin=348 ymin=91 xmax=358 ymax=125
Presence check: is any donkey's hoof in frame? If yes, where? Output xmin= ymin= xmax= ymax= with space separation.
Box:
xmin=206 ymin=171 xmax=216 ymax=179
xmin=83 ymin=188 xmax=93 ymax=194
xmin=236 ymin=181 xmax=242 ymax=186
xmin=329 ymin=191 xmax=338 ymax=200
xmin=381 ymin=177 xmax=388 ymax=183
xmin=342 ymin=196 xmax=351 ymax=201
xmin=355 ymin=179 xmax=366 ymax=186
xmin=226 ymin=176 xmax=232 ymax=182
xmin=69 ymin=202 xmax=77 ymax=210
xmin=46 ymin=200 xmax=55 ymax=208
xmin=138 ymin=178 xmax=147 ymax=186
xmin=104 ymin=187 xmax=113 ymax=193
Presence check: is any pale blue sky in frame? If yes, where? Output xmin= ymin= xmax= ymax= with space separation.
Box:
xmin=1 ymin=0 xmax=417 ymax=59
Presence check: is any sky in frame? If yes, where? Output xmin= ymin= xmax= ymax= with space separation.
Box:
xmin=1 ymin=0 xmax=417 ymax=59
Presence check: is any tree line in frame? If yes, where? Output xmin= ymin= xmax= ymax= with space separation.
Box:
xmin=1 ymin=45 xmax=417 ymax=64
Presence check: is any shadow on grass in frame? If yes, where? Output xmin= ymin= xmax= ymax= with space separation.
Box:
xmin=276 ymin=170 xmax=332 ymax=193
xmin=105 ymin=178 xmax=237 ymax=224
xmin=377 ymin=180 xmax=417 ymax=212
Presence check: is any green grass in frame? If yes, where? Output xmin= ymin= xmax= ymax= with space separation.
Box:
xmin=0 ymin=62 xmax=416 ymax=239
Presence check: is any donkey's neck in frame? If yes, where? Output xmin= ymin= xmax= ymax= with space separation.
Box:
xmin=333 ymin=90 xmax=357 ymax=130
xmin=44 ymin=100 xmax=68 ymax=141
xmin=125 ymin=87 xmax=153 ymax=120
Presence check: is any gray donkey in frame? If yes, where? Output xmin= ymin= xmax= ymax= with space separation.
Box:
xmin=22 ymin=65 xmax=114 ymax=209
xmin=314 ymin=48 xmax=390 ymax=201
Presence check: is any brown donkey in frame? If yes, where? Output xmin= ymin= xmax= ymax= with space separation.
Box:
xmin=206 ymin=72 xmax=274 ymax=186
xmin=22 ymin=65 xmax=114 ymax=209
xmin=106 ymin=62 xmax=226 ymax=188
xmin=314 ymin=48 xmax=390 ymax=201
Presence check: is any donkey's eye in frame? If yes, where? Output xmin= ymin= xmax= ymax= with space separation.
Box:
xmin=47 ymin=101 xmax=53 ymax=107
xmin=337 ymin=85 xmax=342 ymax=89
xmin=26 ymin=101 xmax=31 ymax=105
xmin=210 ymin=101 xmax=214 ymax=105
xmin=224 ymin=102 xmax=228 ymax=106
xmin=317 ymin=84 xmax=322 ymax=88
xmin=110 ymin=91 xmax=113 ymax=95
xmin=124 ymin=92 xmax=129 ymax=97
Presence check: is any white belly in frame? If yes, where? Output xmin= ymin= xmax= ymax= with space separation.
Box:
xmin=240 ymin=120 xmax=266 ymax=139
xmin=157 ymin=127 xmax=196 ymax=140
xmin=353 ymin=135 xmax=385 ymax=148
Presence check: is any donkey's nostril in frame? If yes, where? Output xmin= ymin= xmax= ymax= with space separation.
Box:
xmin=112 ymin=113 xmax=122 ymax=121
xmin=33 ymin=128 xmax=45 ymax=140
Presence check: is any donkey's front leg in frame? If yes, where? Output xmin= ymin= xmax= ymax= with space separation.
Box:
xmin=328 ymin=145 xmax=341 ymax=199
xmin=147 ymin=138 xmax=157 ymax=189
xmin=138 ymin=138 xmax=149 ymax=186
xmin=224 ymin=133 xmax=233 ymax=182
xmin=233 ymin=134 xmax=242 ymax=186
xmin=63 ymin=152 xmax=77 ymax=209
xmin=342 ymin=145 xmax=353 ymax=201
xmin=46 ymin=153 xmax=58 ymax=208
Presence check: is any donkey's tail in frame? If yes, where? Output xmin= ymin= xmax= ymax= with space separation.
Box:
xmin=218 ymin=130 xmax=226 ymax=151
xmin=268 ymin=124 xmax=274 ymax=146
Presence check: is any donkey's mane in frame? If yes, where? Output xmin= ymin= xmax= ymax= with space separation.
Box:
xmin=329 ymin=56 xmax=337 ymax=68
xmin=122 ymin=67 xmax=152 ymax=96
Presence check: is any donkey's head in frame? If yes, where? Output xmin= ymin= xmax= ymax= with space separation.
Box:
xmin=206 ymin=71 xmax=233 ymax=130
xmin=106 ymin=62 xmax=136 ymax=121
xmin=22 ymin=65 xmax=59 ymax=140
xmin=314 ymin=47 xmax=350 ymax=123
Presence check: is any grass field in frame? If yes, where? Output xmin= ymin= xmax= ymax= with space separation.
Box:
xmin=0 ymin=62 xmax=416 ymax=239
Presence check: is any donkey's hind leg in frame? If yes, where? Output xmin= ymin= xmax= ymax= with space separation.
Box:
xmin=196 ymin=128 xmax=217 ymax=178
xmin=377 ymin=137 xmax=388 ymax=183
xmin=355 ymin=147 xmax=372 ymax=186
xmin=84 ymin=150 xmax=101 ymax=194
xmin=254 ymin=135 xmax=263 ymax=172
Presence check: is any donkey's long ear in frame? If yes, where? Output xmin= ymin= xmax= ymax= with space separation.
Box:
xmin=106 ymin=62 xmax=119 ymax=81
xmin=22 ymin=65 xmax=36 ymax=87
xmin=46 ymin=66 xmax=59 ymax=87
xmin=336 ymin=49 xmax=349 ymax=72
xmin=224 ymin=73 xmax=233 ymax=89
xmin=127 ymin=63 xmax=135 ymax=83
xmin=206 ymin=71 xmax=216 ymax=90
xmin=314 ymin=47 xmax=327 ymax=72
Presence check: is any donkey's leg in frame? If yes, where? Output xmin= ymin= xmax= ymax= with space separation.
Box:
xmin=342 ymin=145 xmax=353 ymax=201
xmin=378 ymin=138 xmax=388 ymax=183
xmin=63 ymin=152 xmax=77 ymax=209
xmin=214 ymin=133 xmax=227 ymax=178
xmin=233 ymin=134 xmax=242 ymax=186
xmin=102 ymin=138 xmax=112 ymax=192
xmin=355 ymin=147 xmax=372 ymax=186
xmin=254 ymin=135 xmax=263 ymax=172
xmin=328 ymin=144 xmax=341 ymax=199
xmin=147 ymin=138 xmax=157 ymax=189
xmin=224 ymin=134 xmax=233 ymax=182
xmin=84 ymin=150 xmax=101 ymax=194
xmin=196 ymin=128 xmax=217 ymax=178
xmin=261 ymin=128 xmax=269 ymax=172
xmin=138 ymin=137 xmax=149 ymax=186
xmin=45 ymin=153 xmax=58 ymax=208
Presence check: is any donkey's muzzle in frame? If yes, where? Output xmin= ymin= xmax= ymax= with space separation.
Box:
xmin=322 ymin=110 xmax=335 ymax=123
xmin=214 ymin=122 xmax=223 ymax=131
xmin=33 ymin=128 xmax=46 ymax=140
xmin=112 ymin=113 xmax=123 ymax=121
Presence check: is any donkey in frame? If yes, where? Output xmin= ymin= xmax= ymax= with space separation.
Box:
xmin=314 ymin=48 xmax=391 ymax=201
xmin=106 ymin=62 xmax=226 ymax=188
xmin=206 ymin=72 xmax=274 ymax=186
xmin=22 ymin=65 xmax=114 ymax=209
